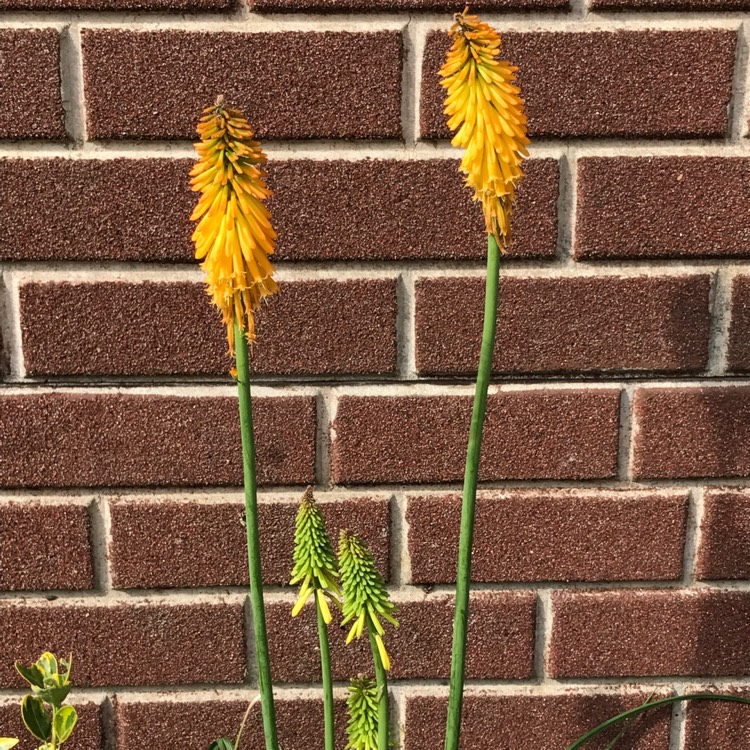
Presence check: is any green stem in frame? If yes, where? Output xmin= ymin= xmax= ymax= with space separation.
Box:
xmin=444 ymin=234 xmax=501 ymax=750
xmin=368 ymin=629 xmax=389 ymax=750
xmin=316 ymin=595 xmax=336 ymax=750
xmin=235 ymin=321 xmax=279 ymax=750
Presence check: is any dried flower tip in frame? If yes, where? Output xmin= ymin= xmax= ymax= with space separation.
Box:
xmin=346 ymin=677 xmax=380 ymax=750
xmin=290 ymin=487 xmax=341 ymax=622
xmin=339 ymin=530 xmax=398 ymax=670
xmin=439 ymin=6 xmax=530 ymax=251
xmin=190 ymin=98 xmax=278 ymax=353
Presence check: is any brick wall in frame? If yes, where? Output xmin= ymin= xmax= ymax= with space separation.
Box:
xmin=0 ymin=0 xmax=748 ymax=746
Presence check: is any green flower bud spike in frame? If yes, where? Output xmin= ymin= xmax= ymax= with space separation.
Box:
xmin=346 ymin=676 xmax=379 ymax=750
xmin=339 ymin=530 xmax=398 ymax=670
xmin=290 ymin=486 xmax=341 ymax=622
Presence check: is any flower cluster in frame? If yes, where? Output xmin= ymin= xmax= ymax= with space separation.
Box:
xmin=439 ymin=7 xmax=529 ymax=250
xmin=190 ymin=97 xmax=278 ymax=352
xmin=345 ymin=677 xmax=380 ymax=750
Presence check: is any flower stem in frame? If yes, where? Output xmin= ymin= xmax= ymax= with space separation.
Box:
xmin=234 ymin=321 xmax=279 ymax=750
xmin=444 ymin=235 xmax=501 ymax=750
xmin=315 ymin=595 xmax=336 ymax=750
xmin=368 ymin=628 xmax=389 ymax=750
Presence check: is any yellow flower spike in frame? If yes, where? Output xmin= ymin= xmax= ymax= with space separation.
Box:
xmin=439 ymin=7 xmax=530 ymax=251
xmin=190 ymin=96 xmax=278 ymax=354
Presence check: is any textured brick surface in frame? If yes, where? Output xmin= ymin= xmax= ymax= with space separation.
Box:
xmin=684 ymin=689 xmax=750 ymax=749
xmin=0 ymin=701 xmax=102 ymax=750
xmin=109 ymin=495 xmax=390 ymax=588
xmin=407 ymin=490 xmax=687 ymax=583
xmin=405 ymin=693 xmax=672 ymax=750
xmin=266 ymin=592 xmax=535 ymax=682
xmin=82 ymin=31 xmax=402 ymax=140
xmin=421 ymin=31 xmax=736 ymax=140
xmin=593 ymin=0 xmax=750 ymax=8
xmin=268 ymin=158 xmax=558 ymax=261
xmin=332 ymin=390 xmax=620 ymax=484
xmin=252 ymin=0 xmax=564 ymax=10
xmin=727 ymin=275 xmax=750 ymax=371
xmin=21 ymin=279 xmax=397 ymax=377
xmin=415 ymin=275 xmax=711 ymax=375
xmin=0 ymin=30 xmax=65 ymax=140
xmin=549 ymin=591 xmax=750 ymax=677
xmin=1 ymin=0 xmax=232 ymax=7
xmin=696 ymin=489 xmax=750 ymax=580
xmin=0 ymin=602 xmax=245 ymax=686
xmin=115 ymin=696 xmax=348 ymax=750
xmin=0 ymin=501 xmax=94 ymax=591
xmin=0 ymin=393 xmax=316 ymax=488
xmin=576 ymin=158 xmax=750 ymax=260
xmin=632 ymin=386 xmax=750 ymax=479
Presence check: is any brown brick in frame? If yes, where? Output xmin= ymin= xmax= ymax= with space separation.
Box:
xmin=0 ymin=601 xmax=245 ymax=686
xmin=268 ymin=158 xmax=557 ymax=261
xmin=728 ymin=275 xmax=750 ymax=371
xmin=632 ymin=386 xmax=750 ymax=479
xmin=332 ymin=390 xmax=620 ymax=484
xmin=696 ymin=489 xmax=750 ymax=580
xmin=0 ymin=30 xmax=65 ymax=140
xmin=267 ymin=592 xmax=535 ymax=682
xmin=415 ymin=275 xmax=711 ymax=376
xmin=0 ymin=700 xmax=102 ymax=750
xmin=592 ymin=0 xmax=750 ymax=8
xmin=405 ymin=692 xmax=672 ymax=750
xmin=0 ymin=501 xmax=94 ymax=591
xmin=421 ymin=31 xmax=735 ymax=140
xmin=115 ymin=696 xmax=348 ymax=750
xmin=0 ymin=393 xmax=316 ymax=488
xmin=82 ymin=31 xmax=402 ymax=140
xmin=576 ymin=158 xmax=750 ymax=260
xmin=109 ymin=495 xmax=390 ymax=588
xmin=684 ymin=688 xmax=750 ymax=750
xmin=20 ymin=279 xmax=397 ymax=377
xmin=1 ymin=0 xmax=231 ymax=7
xmin=407 ymin=490 xmax=687 ymax=584
xmin=0 ymin=159 xmax=194 ymax=263
xmin=549 ymin=590 xmax=750 ymax=677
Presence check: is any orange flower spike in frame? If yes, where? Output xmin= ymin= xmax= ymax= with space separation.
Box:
xmin=439 ymin=7 xmax=530 ymax=251
xmin=190 ymin=97 xmax=278 ymax=353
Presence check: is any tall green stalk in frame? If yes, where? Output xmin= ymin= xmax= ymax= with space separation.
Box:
xmin=368 ymin=629 xmax=389 ymax=750
xmin=234 ymin=321 xmax=279 ymax=750
xmin=444 ymin=234 xmax=501 ymax=750
xmin=316 ymin=596 xmax=336 ymax=750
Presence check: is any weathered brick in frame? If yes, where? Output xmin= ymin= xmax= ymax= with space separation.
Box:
xmin=268 ymin=158 xmax=557 ymax=261
xmin=697 ymin=490 xmax=750 ymax=580
xmin=331 ymin=390 xmax=620 ymax=484
xmin=727 ymin=275 xmax=750 ymax=371
xmin=267 ymin=592 xmax=535 ymax=682
xmin=115 ymin=696 xmax=348 ymax=750
xmin=20 ymin=279 xmax=397 ymax=377
xmin=253 ymin=0 xmax=563 ymax=10
xmin=549 ymin=591 xmax=750 ymax=677
xmin=421 ymin=31 xmax=736 ymax=139
xmin=0 ymin=30 xmax=65 ymax=140
xmin=684 ymin=688 xmax=750 ymax=749
xmin=576 ymin=158 xmax=750 ymax=260
xmin=109 ymin=495 xmax=390 ymax=588
xmin=407 ymin=490 xmax=687 ymax=584
xmin=415 ymin=275 xmax=711 ymax=375
xmin=0 ymin=393 xmax=316 ymax=488
xmin=593 ymin=0 xmax=749 ymax=8
xmin=0 ymin=501 xmax=94 ymax=591
xmin=0 ymin=701 xmax=102 ymax=750
xmin=82 ymin=31 xmax=402 ymax=140
xmin=405 ymin=692 xmax=671 ymax=750
xmin=0 ymin=602 xmax=245 ymax=686
xmin=1 ymin=0 xmax=231 ymax=7
xmin=632 ymin=386 xmax=750 ymax=479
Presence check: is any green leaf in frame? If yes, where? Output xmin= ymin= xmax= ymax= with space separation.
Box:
xmin=35 ymin=684 xmax=71 ymax=708
xmin=53 ymin=706 xmax=78 ymax=744
xmin=36 ymin=653 xmax=57 ymax=678
xmin=15 ymin=662 xmax=45 ymax=688
xmin=209 ymin=738 xmax=234 ymax=750
xmin=0 ymin=738 xmax=19 ymax=750
xmin=21 ymin=695 xmax=51 ymax=742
